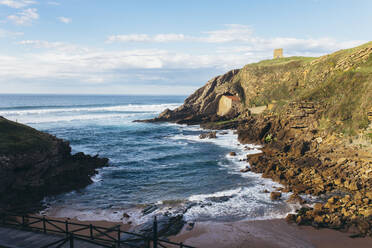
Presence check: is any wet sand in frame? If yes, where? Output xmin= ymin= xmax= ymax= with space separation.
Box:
xmin=170 ymin=219 xmax=372 ymax=248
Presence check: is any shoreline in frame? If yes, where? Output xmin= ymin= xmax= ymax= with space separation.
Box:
xmin=20 ymin=214 xmax=372 ymax=248
xmin=169 ymin=218 xmax=372 ymax=248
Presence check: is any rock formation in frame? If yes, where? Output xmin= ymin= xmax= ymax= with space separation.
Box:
xmin=0 ymin=117 xmax=109 ymax=212
xmin=144 ymin=41 xmax=372 ymax=236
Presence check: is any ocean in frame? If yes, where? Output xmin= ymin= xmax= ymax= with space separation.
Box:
xmin=0 ymin=94 xmax=299 ymax=224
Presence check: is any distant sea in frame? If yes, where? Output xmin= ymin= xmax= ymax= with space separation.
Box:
xmin=0 ymin=94 xmax=298 ymax=224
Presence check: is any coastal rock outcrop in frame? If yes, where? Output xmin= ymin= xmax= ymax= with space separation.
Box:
xmin=0 ymin=117 xmax=109 ymax=211
xmin=137 ymin=69 xmax=242 ymax=124
xmin=142 ymin=41 xmax=372 ymax=236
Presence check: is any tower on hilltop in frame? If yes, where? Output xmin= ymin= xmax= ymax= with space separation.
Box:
xmin=273 ymin=48 xmax=283 ymax=59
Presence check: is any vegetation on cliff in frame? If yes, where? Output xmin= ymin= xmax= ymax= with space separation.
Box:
xmin=0 ymin=117 xmax=53 ymax=154
xmin=148 ymin=41 xmax=372 ymax=236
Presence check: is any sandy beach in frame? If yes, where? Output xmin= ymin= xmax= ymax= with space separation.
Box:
xmin=169 ymin=219 xmax=372 ymax=248
xmin=27 ymin=214 xmax=372 ymax=248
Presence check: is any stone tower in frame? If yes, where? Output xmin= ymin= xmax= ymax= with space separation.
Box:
xmin=273 ymin=48 xmax=283 ymax=59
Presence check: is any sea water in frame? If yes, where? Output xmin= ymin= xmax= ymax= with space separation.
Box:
xmin=0 ymin=94 xmax=299 ymax=224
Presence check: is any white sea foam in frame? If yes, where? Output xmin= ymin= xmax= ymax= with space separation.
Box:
xmin=169 ymin=127 xmax=301 ymax=221
xmin=184 ymin=185 xmax=296 ymax=221
xmin=0 ymin=103 xmax=180 ymax=116
xmin=0 ymin=103 xmax=180 ymax=124
xmin=42 ymin=124 xmax=303 ymax=224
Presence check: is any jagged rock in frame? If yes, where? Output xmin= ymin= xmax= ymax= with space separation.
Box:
xmin=199 ymin=131 xmax=217 ymax=139
xmin=186 ymin=222 xmax=195 ymax=231
xmin=0 ymin=117 xmax=109 ymax=211
xmin=229 ymin=151 xmax=237 ymax=156
xmin=287 ymin=194 xmax=306 ymax=204
xmin=134 ymin=42 xmax=372 ymax=236
xmin=142 ymin=205 xmax=158 ymax=215
xmin=285 ymin=214 xmax=296 ymax=223
xmin=240 ymin=167 xmax=251 ymax=173
xmin=121 ymin=214 xmax=185 ymax=245
xmin=270 ymin=192 xmax=282 ymax=200
xmin=206 ymin=195 xmax=234 ymax=203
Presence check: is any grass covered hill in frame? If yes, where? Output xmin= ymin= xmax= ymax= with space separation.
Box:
xmin=232 ymin=41 xmax=372 ymax=136
xmin=149 ymin=41 xmax=372 ymax=236
xmin=0 ymin=116 xmax=55 ymax=155
xmin=154 ymin=41 xmax=372 ymax=141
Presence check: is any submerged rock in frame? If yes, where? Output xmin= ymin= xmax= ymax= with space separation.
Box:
xmin=206 ymin=195 xmax=234 ymax=203
xmin=240 ymin=167 xmax=251 ymax=173
xmin=142 ymin=205 xmax=158 ymax=215
xmin=270 ymin=192 xmax=282 ymax=201
xmin=287 ymin=193 xmax=306 ymax=204
xmin=121 ymin=214 xmax=185 ymax=245
xmin=199 ymin=131 xmax=217 ymax=139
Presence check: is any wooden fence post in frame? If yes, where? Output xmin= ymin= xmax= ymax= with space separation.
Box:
xmin=69 ymin=233 xmax=74 ymax=248
xmin=153 ymin=216 xmax=158 ymax=248
xmin=65 ymin=220 xmax=69 ymax=237
xmin=117 ymin=226 xmax=121 ymax=248
xmin=90 ymin=224 xmax=93 ymax=239
xmin=43 ymin=216 xmax=46 ymax=233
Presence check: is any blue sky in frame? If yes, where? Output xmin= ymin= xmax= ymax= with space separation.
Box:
xmin=0 ymin=0 xmax=371 ymax=95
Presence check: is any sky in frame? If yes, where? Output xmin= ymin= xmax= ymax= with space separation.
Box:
xmin=0 ymin=0 xmax=371 ymax=95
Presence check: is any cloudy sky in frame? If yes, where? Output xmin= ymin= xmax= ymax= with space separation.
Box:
xmin=0 ymin=0 xmax=371 ymax=95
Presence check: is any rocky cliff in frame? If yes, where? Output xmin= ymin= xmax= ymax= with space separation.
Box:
xmin=147 ymin=42 xmax=372 ymax=236
xmin=149 ymin=42 xmax=372 ymax=133
xmin=0 ymin=117 xmax=109 ymax=212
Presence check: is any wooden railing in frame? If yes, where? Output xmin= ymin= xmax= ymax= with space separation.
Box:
xmin=0 ymin=212 xmax=195 ymax=248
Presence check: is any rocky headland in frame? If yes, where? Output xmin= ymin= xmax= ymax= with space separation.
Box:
xmin=0 ymin=116 xmax=109 ymax=212
xmin=142 ymin=42 xmax=372 ymax=236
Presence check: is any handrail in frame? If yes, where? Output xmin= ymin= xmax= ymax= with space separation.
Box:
xmin=0 ymin=212 xmax=196 ymax=248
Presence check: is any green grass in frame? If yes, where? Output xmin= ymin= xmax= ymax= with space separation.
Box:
xmin=367 ymin=133 xmax=372 ymax=143
xmin=232 ymin=41 xmax=372 ymax=136
xmin=0 ymin=117 xmax=53 ymax=155
xmin=250 ymin=56 xmax=316 ymax=67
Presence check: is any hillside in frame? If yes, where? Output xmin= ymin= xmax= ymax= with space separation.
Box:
xmin=147 ymin=42 xmax=372 ymax=236
xmin=152 ymin=42 xmax=372 ymax=136
xmin=0 ymin=117 xmax=109 ymax=212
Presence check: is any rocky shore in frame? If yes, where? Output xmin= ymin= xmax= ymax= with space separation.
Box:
xmin=141 ymin=42 xmax=372 ymax=237
xmin=0 ymin=116 xmax=109 ymax=212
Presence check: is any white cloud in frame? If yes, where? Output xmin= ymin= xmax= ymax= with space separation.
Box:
xmin=107 ymin=33 xmax=185 ymax=43
xmin=106 ymin=24 xmax=365 ymax=58
xmin=199 ymin=24 xmax=254 ymax=43
xmin=107 ymin=24 xmax=254 ymax=43
xmin=7 ymin=8 xmax=39 ymax=25
xmin=58 ymin=16 xmax=71 ymax=24
xmin=2 ymin=24 xmax=366 ymax=94
xmin=0 ymin=28 xmax=23 ymax=37
xmin=0 ymin=0 xmax=36 ymax=8
xmin=3 ymin=40 xmax=241 ymax=85
xmin=17 ymin=40 xmax=85 ymax=53
xmin=47 ymin=1 xmax=59 ymax=5
xmin=106 ymin=24 xmax=364 ymax=54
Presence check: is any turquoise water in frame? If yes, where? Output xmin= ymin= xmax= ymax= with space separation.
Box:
xmin=0 ymin=94 xmax=296 ymax=224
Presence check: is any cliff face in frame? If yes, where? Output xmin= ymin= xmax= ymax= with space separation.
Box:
xmin=151 ymin=42 xmax=372 ymax=135
xmin=148 ymin=42 xmax=372 ymax=236
xmin=142 ymin=69 xmax=242 ymax=124
xmin=0 ymin=117 xmax=108 ymax=211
